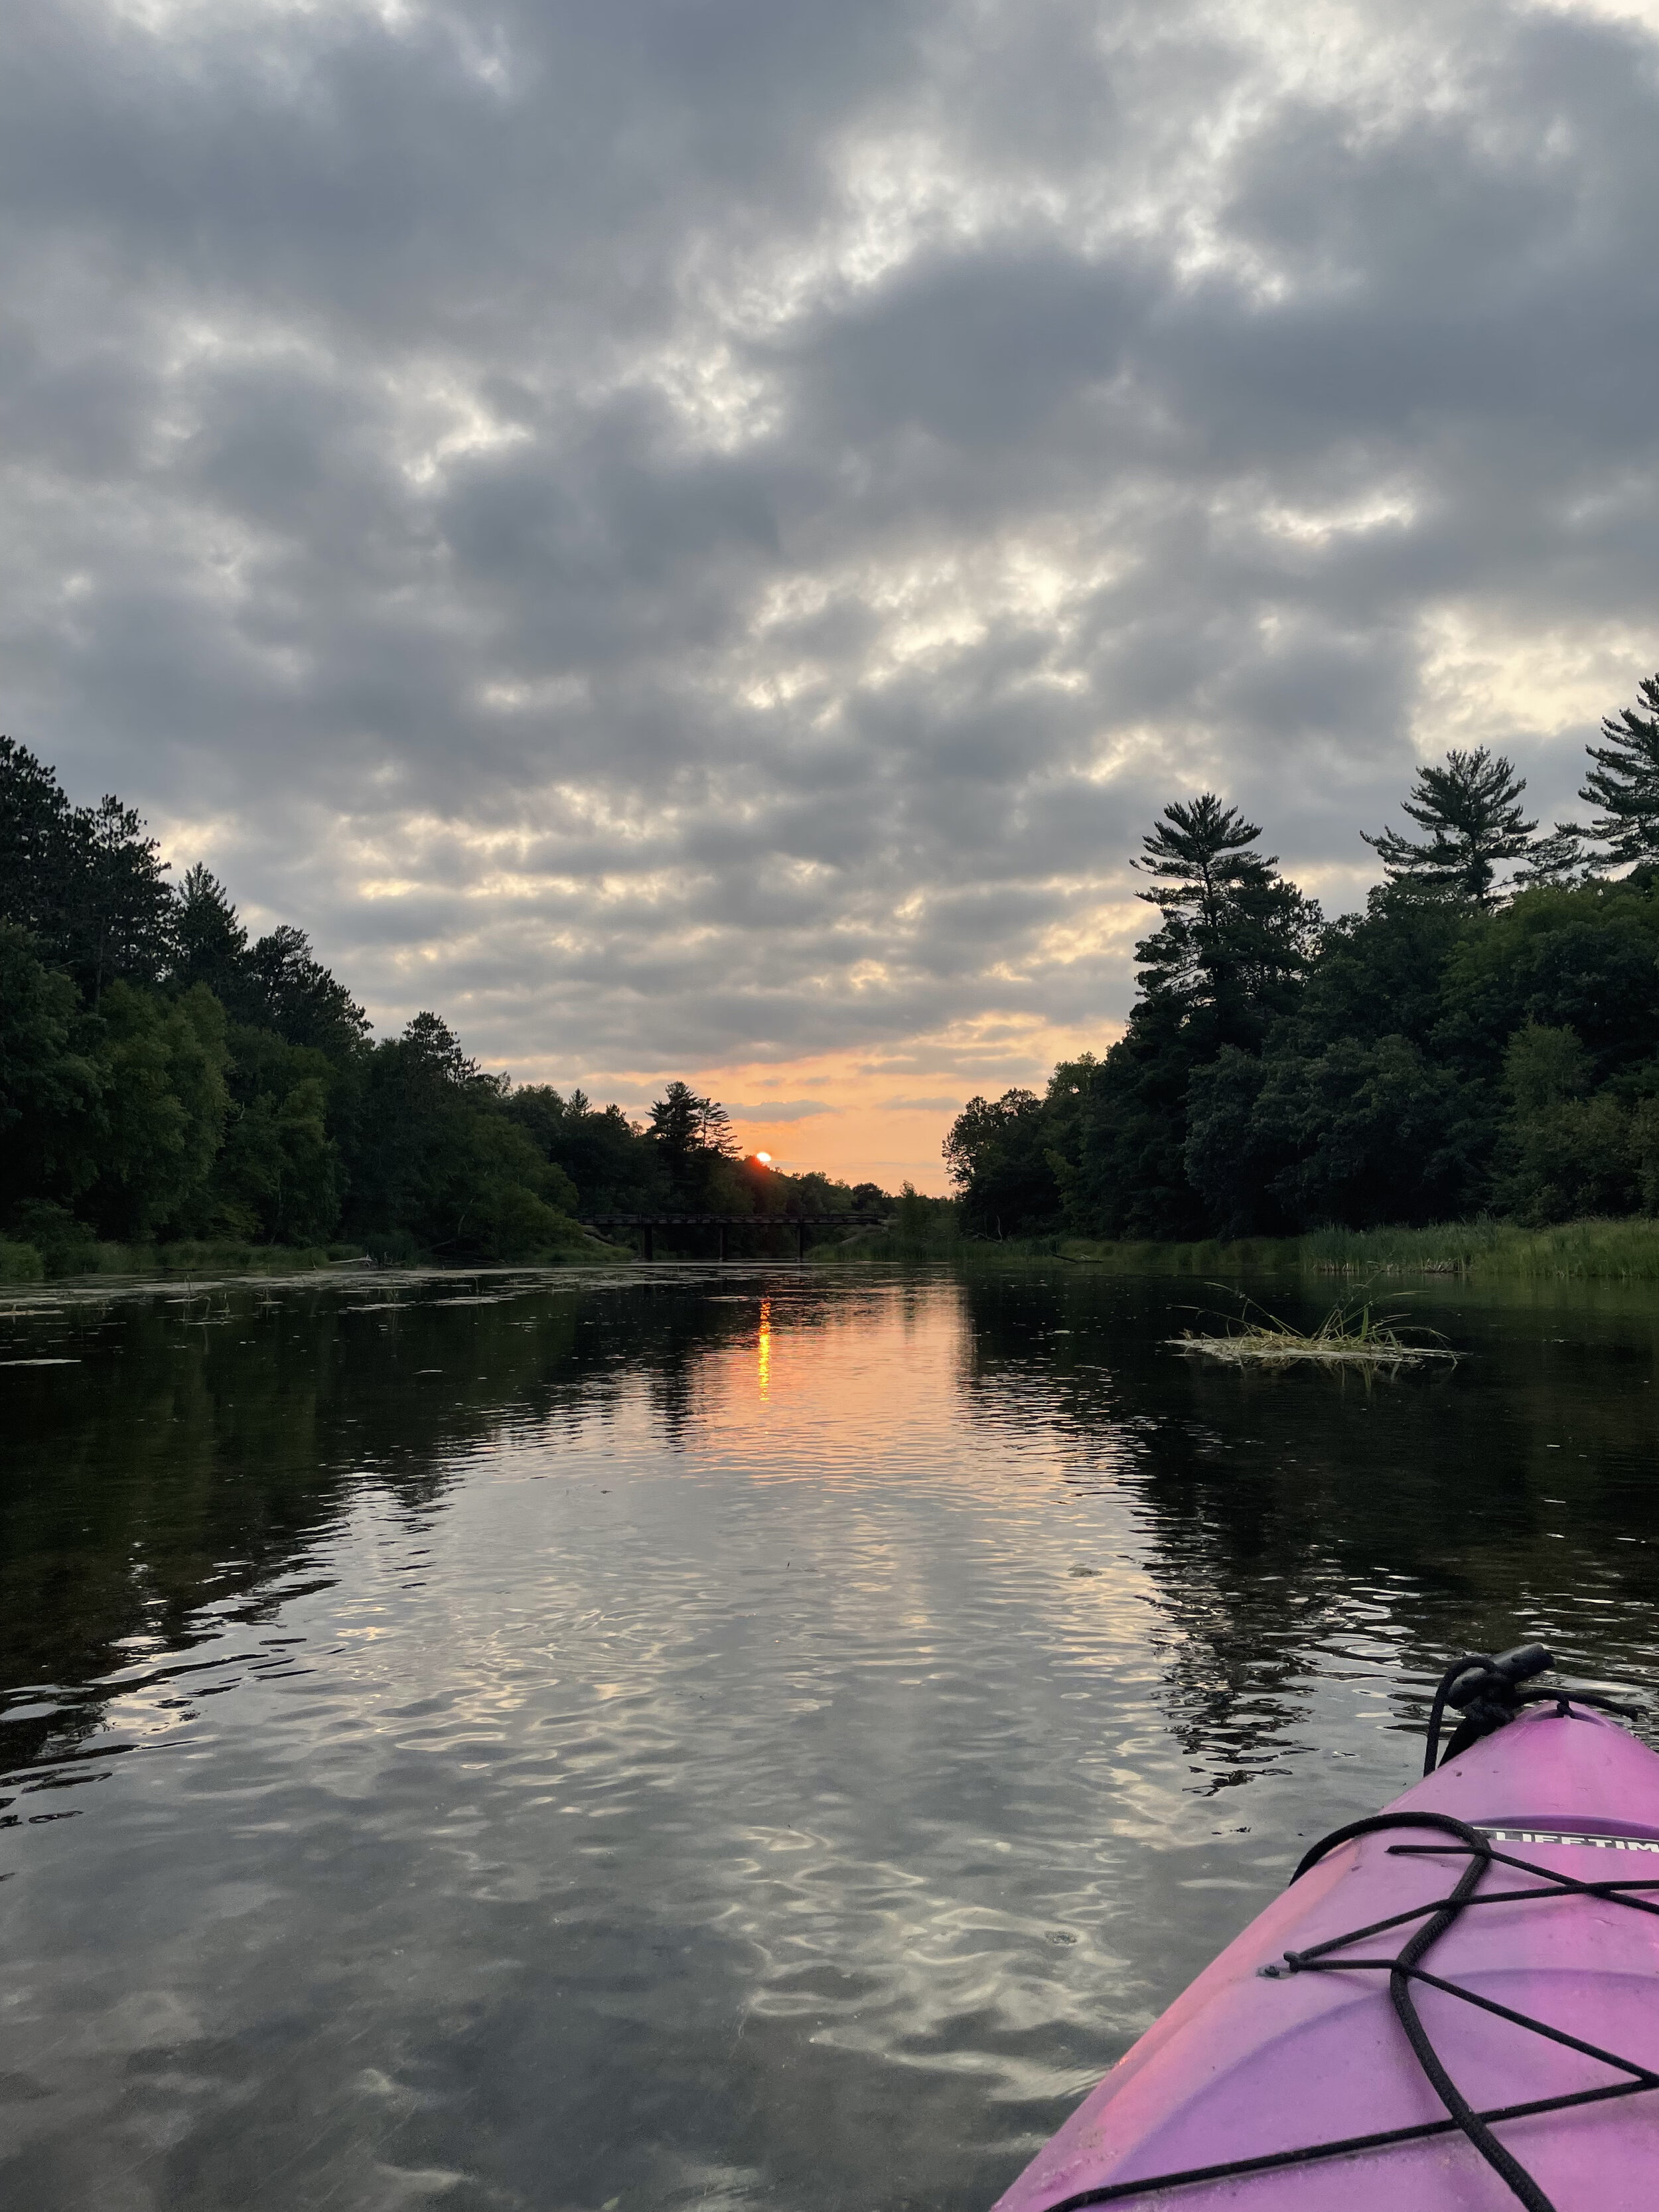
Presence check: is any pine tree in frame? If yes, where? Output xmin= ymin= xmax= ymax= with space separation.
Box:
xmin=1362 ymin=747 xmax=1536 ymax=905
xmin=1580 ymin=673 xmax=1659 ymax=867
xmin=243 ymin=924 xmax=369 ymax=1057
xmin=1511 ymin=824 xmax=1594 ymax=891
xmin=401 ymin=1010 xmax=480 ymax=1085
xmin=0 ymin=741 xmax=176 ymax=996
xmin=0 ymin=737 xmax=76 ymax=947
xmin=1131 ymin=794 xmax=1318 ymax=1036
xmin=173 ymin=865 xmax=250 ymax=996
xmin=648 ymin=1080 xmax=734 ymax=1171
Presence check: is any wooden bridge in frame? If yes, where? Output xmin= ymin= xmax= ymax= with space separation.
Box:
xmin=581 ymin=1213 xmax=886 ymax=1260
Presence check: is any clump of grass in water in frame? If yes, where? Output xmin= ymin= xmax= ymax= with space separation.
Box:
xmin=1169 ymin=1284 xmax=1459 ymax=1371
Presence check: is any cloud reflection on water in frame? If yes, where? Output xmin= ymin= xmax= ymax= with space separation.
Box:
xmin=2 ymin=1267 xmax=1659 ymax=2209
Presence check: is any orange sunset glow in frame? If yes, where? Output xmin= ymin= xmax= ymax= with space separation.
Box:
xmin=522 ymin=1015 xmax=1121 ymax=1193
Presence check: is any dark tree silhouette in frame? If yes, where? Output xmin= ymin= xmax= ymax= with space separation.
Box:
xmin=399 ymin=1010 xmax=482 ymax=1085
xmin=1581 ymin=673 xmax=1659 ymax=868
xmin=173 ymin=865 xmax=249 ymax=997
xmin=1362 ymin=747 xmax=1536 ymax=904
xmin=1512 ymin=824 xmax=1595 ymax=890
xmin=648 ymin=1081 xmax=733 ymax=1174
xmin=942 ymin=1088 xmax=1056 ymax=1235
xmin=0 ymin=737 xmax=885 ymax=1262
xmin=73 ymin=794 xmax=175 ymax=1001
xmin=0 ymin=741 xmax=174 ymax=995
xmin=0 ymin=737 xmax=76 ymax=944
xmin=241 ymin=923 xmax=368 ymax=1056
xmin=1132 ymin=794 xmax=1318 ymax=1035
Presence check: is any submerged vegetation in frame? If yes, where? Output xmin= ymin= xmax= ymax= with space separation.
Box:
xmin=0 ymin=740 xmax=895 ymax=1276
xmin=946 ymin=673 xmax=1659 ymax=1253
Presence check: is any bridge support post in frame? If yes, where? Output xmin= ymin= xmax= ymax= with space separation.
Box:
xmin=643 ymin=1224 xmax=654 ymax=1261
xmin=719 ymin=1224 xmax=729 ymax=1262
xmin=796 ymin=1220 xmax=807 ymax=1262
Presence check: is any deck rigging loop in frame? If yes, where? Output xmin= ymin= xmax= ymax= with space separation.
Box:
xmin=1421 ymin=1645 xmax=1640 ymax=1774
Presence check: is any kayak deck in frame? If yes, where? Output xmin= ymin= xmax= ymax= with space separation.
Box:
xmin=993 ymin=1705 xmax=1659 ymax=2211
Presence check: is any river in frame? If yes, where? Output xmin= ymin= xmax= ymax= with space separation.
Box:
xmin=2 ymin=1263 xmax=1657 ymax=2209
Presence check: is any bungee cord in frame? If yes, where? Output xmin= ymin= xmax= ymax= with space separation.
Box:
xmin=1030 ymin=1653 xmax=1657 ymax=2212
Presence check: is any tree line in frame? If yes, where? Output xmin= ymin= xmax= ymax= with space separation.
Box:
xmin=945 ymin=673 xmax=1659 ymax=1240
xmin=0 ymin=738 xmax=889 ymax=1268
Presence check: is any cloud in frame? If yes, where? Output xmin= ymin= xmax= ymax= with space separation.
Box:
xmin=3 ymin=0 xmax=1659 ymax=1174
xmin=723 ymin=1100 xmax=837 ymax=1121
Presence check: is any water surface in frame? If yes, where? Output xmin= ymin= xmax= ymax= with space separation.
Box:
xmin=3 ymin=1265 xmax=1658 ymax=2209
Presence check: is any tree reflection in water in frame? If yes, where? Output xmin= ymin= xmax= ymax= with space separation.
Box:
xmin=1 ymin=1263 xmax=1656 ymax=2212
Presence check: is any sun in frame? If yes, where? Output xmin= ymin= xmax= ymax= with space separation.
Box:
xmin=754 ymin=1150 xmax=772 ymax=1165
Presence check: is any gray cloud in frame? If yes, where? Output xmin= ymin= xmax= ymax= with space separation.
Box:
xmin=2 ymin=0 xmax=1658 ymax=1113
xmin=723 ymin=1101 xmax=837 ymax=1120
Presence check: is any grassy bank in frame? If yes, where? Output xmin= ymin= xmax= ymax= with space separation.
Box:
xmin=821 ymin=1216 xmax=1659 ymax=1281
xmin=1295 ymin=1218 xmax=1659 ymax=1280
xmin=819 ymin=1224 xmax=1286 ymax=1269
xmin=0 ymin=1238 xmax=372 ymax=1283
xmin=816 ymin=1224 xmax=965 ymax=1263
xmin=0 ymin=1236 xmax=634 ymax=1283
xmin=1064 ymin=1218 xmax=1659 ymax=1279
xmin=21 ymin=1217 xmax=1651 ymax=1285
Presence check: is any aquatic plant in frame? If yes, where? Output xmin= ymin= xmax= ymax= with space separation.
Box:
xmin=1169 ymin=1285 xmax=1458 ymax=1371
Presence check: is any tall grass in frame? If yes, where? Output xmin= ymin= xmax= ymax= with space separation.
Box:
xmin=1054 ymin=1236 xmax=1297 ymax=1275
xmin=802 ymin=1214 xmax=1659 ymax=1280
xmin=1048 ymin=1217 xmax=1659 ymax=1280
xmin=1299 ymin=1217 xmax=1659 ymax=1280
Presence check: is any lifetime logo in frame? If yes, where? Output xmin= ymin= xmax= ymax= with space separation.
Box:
xmin=1480 ymin=1826 xmax=1659 ymax=1852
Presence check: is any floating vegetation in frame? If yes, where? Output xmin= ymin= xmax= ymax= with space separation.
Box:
xmin=1169 ymin=1286 xmax=1459 ymax=1373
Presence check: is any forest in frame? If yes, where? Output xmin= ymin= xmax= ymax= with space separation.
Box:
xmin=946 ymin=674 xmax=1659 ymax=1243
xmin=0 ymin=738 xmax=889 ymax=1272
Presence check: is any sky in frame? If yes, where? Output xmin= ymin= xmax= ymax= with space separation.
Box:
xmin=3 ymin=0 xmax=1658 ymax=1191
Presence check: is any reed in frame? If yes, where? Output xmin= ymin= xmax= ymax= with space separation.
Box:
xmin=1050 ymin=1217 xmax=1659 ymax=1281
xmin=1301 ymin=1217 xmax=1659 ymax=1280
xmin=1169 ymin=1287 xmax=1458 ymax=1370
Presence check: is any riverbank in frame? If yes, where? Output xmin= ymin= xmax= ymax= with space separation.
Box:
xmin=15 ymin=1217 xmax=1658 ymax=1284
xmin=823 ymin=1216 xmax=1659 ymax=1280
xmin=0 ymin=1234 xmax=634 ymax=1282
xmin=0 ymin=1237 xmax=375 ymax=1283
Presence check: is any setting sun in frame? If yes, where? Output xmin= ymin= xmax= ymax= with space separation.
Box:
xmin=753 ymin=1151 xmax=771 ymax=1165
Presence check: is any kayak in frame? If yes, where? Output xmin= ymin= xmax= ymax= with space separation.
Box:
xmin=991 ymin=1647 xmax=1659 ymax=2212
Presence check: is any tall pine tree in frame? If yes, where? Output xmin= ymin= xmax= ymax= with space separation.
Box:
xmin=0 ymin=739 xmax=174 ymax=997
xmin=1362 ymin=747 xmax=1536 ymax=905
xmin=1132 ymin=794 xmax=1319 ymax=1043
xmin=1580 ymin=673 xmax=1659 ymax=868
